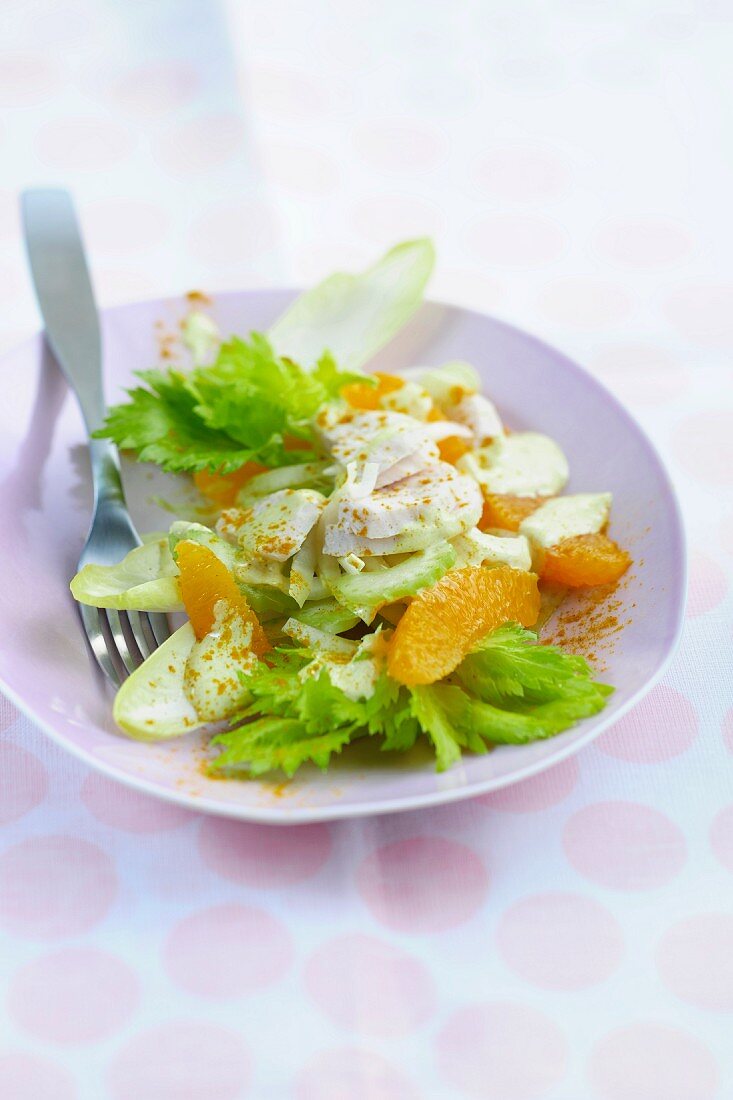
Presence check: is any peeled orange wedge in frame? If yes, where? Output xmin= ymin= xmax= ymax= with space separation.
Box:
xmin=176 ymin=540 xmax=269 ymax=652
xmin=341 ymin=371 xmax=404 ymax=410
xmin=479 ymin=493 xmax=547 ymax=532
xmin=438 ymin=436 xmax=470 ymax=465
xmin=193 ymin=462 xmax=266 ymax=507
xmin=540 ymin=533 xmax=631 ymax=588
xmin=388 ymin=565 xmax=540 ymax=685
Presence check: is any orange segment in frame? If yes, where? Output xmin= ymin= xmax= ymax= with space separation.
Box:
xmin=175 ymin=540 xmax=270 ymax=653
xmin=438 ymin=436 xmax=469 ymax=465
xmin=541 ymin=533 xmax=631 ymax=588
xmin=388 ymin=565 xmax=540 ymax=685
xmin=193 ymin=462 xmax=266 ymax=507
xmin=479 ymin=493 xmax=547 ymax=533
xmin=341 ymin=372 xmax=404 ymax=410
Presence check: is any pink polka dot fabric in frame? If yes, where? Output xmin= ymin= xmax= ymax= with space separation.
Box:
xmin=1 ymin=3 xmax=731 ymax=1097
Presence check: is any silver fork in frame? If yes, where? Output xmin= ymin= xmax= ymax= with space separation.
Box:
xmin=21 ymin=188 xmax=171 ymax=686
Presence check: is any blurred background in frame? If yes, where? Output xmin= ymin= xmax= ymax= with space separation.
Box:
xmin=2 ymin=1 xmax=731 ymax=375
xmin=1 ymin=3 xmax=732 ymax=1098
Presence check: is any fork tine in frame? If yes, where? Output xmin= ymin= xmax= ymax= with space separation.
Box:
xmin=127 ymin=610 xmax=156 ymax=659
xmin=147 ymin=612 xmax=172 ymax=648
xmin=79 ymin=602 xmax=173 ymax=689
xmin=135 ymin=611 xmax=171 ymax=656
xmin=104 ymin=608 xmax=144 ymax=676
xmin=79 ymin=603 xmax=123 ymax=688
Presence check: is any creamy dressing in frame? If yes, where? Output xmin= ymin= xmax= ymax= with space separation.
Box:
xmin=381 ymin=379 xmax=434 ymax=419
xmin=184 ymin=603 xmax=257 ymax=720
xmin=459 ymin=432 xmax=569 ymax=496
xmin=452 ymin=527 xmax=532 ymax=572
xmin=520 ymin=492 xmax=612 ymax=549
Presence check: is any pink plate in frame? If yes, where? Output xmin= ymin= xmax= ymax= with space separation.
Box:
xmin=0 ymin=291 xmax=686 ymax=823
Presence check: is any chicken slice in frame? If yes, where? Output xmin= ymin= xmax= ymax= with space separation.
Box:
xmin=324 ymin=461 xmax=482 ymax=556
xmin=446 ymin=393 xmax=504 ymax=446
xmin=220 ymin=489 xmax=326 ymax=562
xmin=317 ymin=409 xmax=444 ymax=492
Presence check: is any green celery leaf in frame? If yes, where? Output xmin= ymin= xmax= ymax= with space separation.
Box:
xmin=427 ymin=681 xmax=610 ymax=747
xmin=365 ymin=675 xmax=420 ymax=753
xmin=209 ymin=717 xmax=356 ymax=778
xmin=96 ymin=334 xmax=367 ymax=474
xmin=206 ymin=617 xmax=613 ymax=779
xmin=410 ymin=684 xmax=473 ymax=771
xmin=456 ymin=622 xmax=608 ymax=706
xmin=99 ymin=371 xmax=253 ymax=474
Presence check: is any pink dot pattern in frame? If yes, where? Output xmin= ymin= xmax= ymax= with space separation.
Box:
xmin=295 ymin=1047 xmax=420 ymax=1100
xmin=0 ymin=4 xmax=731 ymax=1096
xmin=198 ymin=817 xmax=331 ymax=887
xmin=107 ymin=1022 xmax=251 ymax=1100
xmin=563 ymin=801 xmax=687 ymax=890
xmin=0 ymin=742 xmax=48 ymax=823
xmin=7 ymin=947 xmax=139 ymax=1043
xmin=163 ymin=903 xmax=293 ymax=997
xmin=356 ymin=836 xmax=488 ymax=932
xmin=588 ymin=1023 xmax=718 ymax=1100
xmin=81 ymin=773 xmax=194 ymax=833
xmin=0 ymin=1053 xmax=76 ymax=1100
xmin=596 ymin=685 xmax=698 ymax=763
xmin=304 ymin=933 xmax=435 ymax=1036
xmin=657 ymin=914 xmax=733 ymax=1012
xmin=0 ymin=835 xmax=117 ymax=938
xmin=435 ymin=1002 xmax=568 ymax=1099
xmin=496 ymin=892 xmax=624 ymax=989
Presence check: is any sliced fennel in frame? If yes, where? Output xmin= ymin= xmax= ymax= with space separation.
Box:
xmin=236 ymin=461 xmax=332 ymax=504
xmin=282 ymin=618 xmax=358 ymax=656
xmin=70 ymin=538 xmax=182 ymax=612
xmin=289 ymin=528 xmax=319 ymax=606
xmin=402 ymin=360 xmax=480 ymax=403
xmin=329 ymin=540 xmax=457 ymax=612
xmin=292 ymin=599 xmax=361 ymax=634
xmin=114 ymin=609 xmax=262 ymax=738
xmin=234 ymin=559 xmax=290 ymax=592
xmin=268 ymin=238 xmax=435 ymax=371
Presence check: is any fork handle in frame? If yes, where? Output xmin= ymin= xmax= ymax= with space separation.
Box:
xmin=21 ymin=188 xmax=126 ymax=508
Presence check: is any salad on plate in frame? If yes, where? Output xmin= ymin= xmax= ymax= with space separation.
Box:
xmin=70 ymin=240 xmax=631 ymax=779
